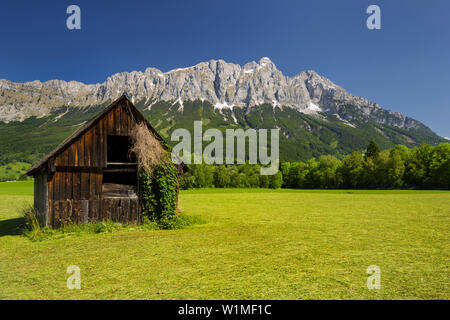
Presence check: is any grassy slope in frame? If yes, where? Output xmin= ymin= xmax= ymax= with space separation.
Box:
xmin=0 ymin=182 xmax=448 ymax=299
xmin=0 ymin=162 xmax=31 ymax=181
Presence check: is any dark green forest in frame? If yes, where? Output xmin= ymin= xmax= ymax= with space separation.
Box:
xmin=180 ymin=142 xmax=450 ymax=190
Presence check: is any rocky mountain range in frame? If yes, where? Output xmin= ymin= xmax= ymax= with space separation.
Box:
xmin=0 ymin=57 xmax=445 ymax=165
xmin=0 ymin=57 xmax=430 ymax=132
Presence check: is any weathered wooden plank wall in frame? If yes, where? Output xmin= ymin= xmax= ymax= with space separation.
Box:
xmin=46 ymin=101 xmax=140 ymax=227
xmin=54 ymin=102 xmax=134 ymax=169
xmin=34 ymin=172 xmax=48 ymax=225
xmin=48 ymin=198 xmax=140 ymax=227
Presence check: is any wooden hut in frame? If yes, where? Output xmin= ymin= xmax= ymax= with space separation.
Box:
xmin=26 ymin=95 xmax=181 ymax=228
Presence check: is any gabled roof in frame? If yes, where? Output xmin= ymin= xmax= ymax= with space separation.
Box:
xmin=26 ymin=95 xmax=171 ymax=175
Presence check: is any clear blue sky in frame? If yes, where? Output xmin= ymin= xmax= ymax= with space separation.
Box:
xmin=1 ymin=0 xmax=449 ymax=137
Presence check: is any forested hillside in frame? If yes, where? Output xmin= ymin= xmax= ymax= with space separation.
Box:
xmin=0 ymin=100 xmax=445 ymax=168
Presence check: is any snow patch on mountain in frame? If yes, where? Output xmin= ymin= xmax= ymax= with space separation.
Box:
xmin=214 ymin=101 xmax=234 ymax=109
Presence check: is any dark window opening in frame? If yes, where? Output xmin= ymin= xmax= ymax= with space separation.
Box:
xmin=107 ymin=135 xmax=135 ymax=164
xmin=102 ymin=166 xmax=138 ymax=197
xmin=104 ymin=135 xmax=138 ymax=197
xmin=103 ymin=170 xmax=137 ymax=186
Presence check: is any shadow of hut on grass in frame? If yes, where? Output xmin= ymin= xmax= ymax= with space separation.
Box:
xmin=0 ymin=217 xmax=24 ymax=237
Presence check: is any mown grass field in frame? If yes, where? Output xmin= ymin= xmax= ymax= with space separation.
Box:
xmin=0 ymin=181 xmax=448 ymax=299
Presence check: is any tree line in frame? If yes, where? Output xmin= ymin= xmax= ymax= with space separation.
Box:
xmin=180 ymin=142 xmax=450 ymax=190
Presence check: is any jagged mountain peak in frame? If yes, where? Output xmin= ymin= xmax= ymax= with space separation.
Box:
xmin=259 ymin=56 xmax=273 ymax=63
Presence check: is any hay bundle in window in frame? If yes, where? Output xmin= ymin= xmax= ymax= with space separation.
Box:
xmin=129 ymin=122 xmax=168 ymax=174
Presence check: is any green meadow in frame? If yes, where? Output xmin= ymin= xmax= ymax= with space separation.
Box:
xmin=0 ymin=162 xmax=31 ymax=181
xmin=0 ymin=181 xmax=448 ymax=299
